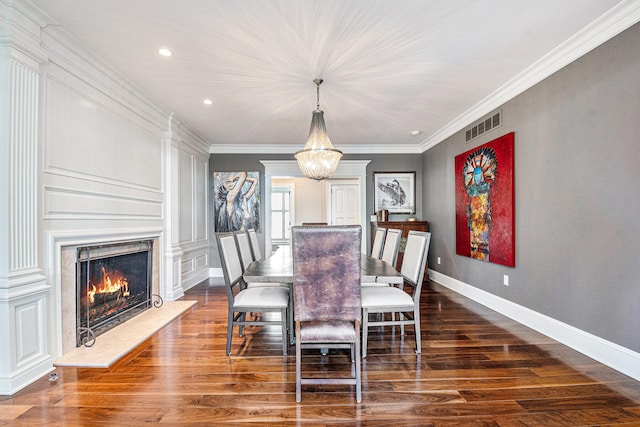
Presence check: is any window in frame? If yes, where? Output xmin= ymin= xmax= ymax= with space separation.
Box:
xmin=271 ymin=186 xmax=291 ymax=244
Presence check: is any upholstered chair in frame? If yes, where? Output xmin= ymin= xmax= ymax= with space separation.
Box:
xmin=292 ymin=225 xmax=363 ymax=403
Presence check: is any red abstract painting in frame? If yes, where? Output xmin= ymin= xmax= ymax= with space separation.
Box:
xmin=455 ymin=132 xmax=515 ymax=267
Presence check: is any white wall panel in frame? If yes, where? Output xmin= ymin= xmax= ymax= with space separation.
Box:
xmin=195 ymin=254 xmax=208 ymax=270
xmin=181 ymin=258 xmax=194 ymax=275
xmin=195 ymin=158 xmax=208 ymax=241
xmin=15 ymin=300 xmax=41 ymax=364
xmin=179 ymin=150 xmax=194 ymax=243
xmin=180 ymin=244 xmax=209 ymax=291
xmin=43 ymin=186 xmax=163 ymax=219
xmin=44 ymin=76 xmax=163 ymax=191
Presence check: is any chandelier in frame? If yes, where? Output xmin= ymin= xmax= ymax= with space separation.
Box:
xmin=295 ymin=79 xmax=343 ymax=180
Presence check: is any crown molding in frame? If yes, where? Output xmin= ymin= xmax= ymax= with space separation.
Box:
xmin=419 ymin=0 xmax=640 ymax=152
xmin=209 ymin=143 xmax=422 ymax=155
xmin=166 ymin=113 xmax=210 ymax=155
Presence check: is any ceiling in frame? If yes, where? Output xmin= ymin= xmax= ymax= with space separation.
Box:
xmin=31 ymin=0 xmax=628 ymax=154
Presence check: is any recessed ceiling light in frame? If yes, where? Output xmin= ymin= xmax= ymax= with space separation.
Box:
xmin=410 ymin=130 xmax=422 ymax=136
xmin=158 ymin=48 xmax=172 ymax=57
xmin=203 ymin=99 xmax=213 ymax=105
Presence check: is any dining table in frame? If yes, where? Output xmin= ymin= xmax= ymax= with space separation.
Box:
xmin=243 ymin=245 xmax=404 ymax=285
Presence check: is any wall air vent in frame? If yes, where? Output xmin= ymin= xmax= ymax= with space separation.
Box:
xmin=465 ymin=110 xmax=502 ymax=142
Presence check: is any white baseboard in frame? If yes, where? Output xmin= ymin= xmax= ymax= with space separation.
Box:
xmin=182 ymin=270 xmax=210 ymax=292
xmin=209 ymin=268 xmax=223 ymax=278
xmin=429 ymin=269 xmax=640 ymax=382
xmin=0 ymin=355 xmax=53 ymax=396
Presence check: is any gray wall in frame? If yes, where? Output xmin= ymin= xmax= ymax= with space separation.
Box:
xmin=209 ymin=153 xmax=422 ymax=268
xmin=423 ymin=22 xmax=640 ymax=352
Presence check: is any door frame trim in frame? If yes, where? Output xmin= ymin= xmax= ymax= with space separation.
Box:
xmin=261 ymin=160 xmax=370 ymax=254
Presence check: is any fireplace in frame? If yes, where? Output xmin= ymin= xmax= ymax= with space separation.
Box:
xmin=76 ymin=240 xmax=159 ymax=346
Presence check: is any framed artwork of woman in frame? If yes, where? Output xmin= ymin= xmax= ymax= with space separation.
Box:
xmin=213 ymin=171 xmax=260 ymax=232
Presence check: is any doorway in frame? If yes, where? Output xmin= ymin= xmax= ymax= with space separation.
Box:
xmin=261 ymin=160 xmax=370 ymax=254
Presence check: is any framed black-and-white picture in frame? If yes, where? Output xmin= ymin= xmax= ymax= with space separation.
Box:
xmin=374 ymin=171 xmax=416 ymax=214
xmin=213 ymin=171 xmax=260 ymax=232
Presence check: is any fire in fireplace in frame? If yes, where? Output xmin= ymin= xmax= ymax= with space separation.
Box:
xmin=76 ymin=240 xmax=158 ymax=346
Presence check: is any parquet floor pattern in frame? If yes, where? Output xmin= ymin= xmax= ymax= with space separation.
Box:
xmin=1 ymin=280 xmax=639 ymax=426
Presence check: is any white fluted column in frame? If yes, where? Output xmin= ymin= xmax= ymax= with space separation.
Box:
xmin=0 ymin=1 xmax=52 ymax=395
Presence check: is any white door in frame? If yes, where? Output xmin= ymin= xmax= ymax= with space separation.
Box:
xmin=328 ymin=181 xmax=360 ymax=225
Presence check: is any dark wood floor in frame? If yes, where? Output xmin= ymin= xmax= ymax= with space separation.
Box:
xmin=2 ymin=280 xmax=640 ymax=426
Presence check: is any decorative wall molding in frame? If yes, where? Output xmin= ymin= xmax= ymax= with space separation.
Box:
xmin=429 ymin=269 xmax=640 ymax=382
xmin=261 ymin=160 xmax=371 ymax=178
xmin=0 ymin=1 xmax=49 ymax=67
xmin=210 ymin=143 xmax=422 ymax=155
xmin=167 ymin=113 xmax=211 ymax=155
xmin=46 ymin=228 xmax=165 ymax=263
xmin=43 ymin=186 xmax=163 ymax=220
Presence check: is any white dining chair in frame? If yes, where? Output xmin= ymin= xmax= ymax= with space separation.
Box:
xmin=247 ymin=229 xmax=262 ymax=261
xmin=217 ymin=232 xmax=290 ymax=356
xmin=362 ymin=228 xmax=402 ymax=289
xmin=234 ymin=231 xmax=255 ymax=272
xmin=361 ymin=230 xmax=431 ymax=358
xmin=380 ymin=228 xmax=402 ymax=268
xmin=371 ymin=227 xmax=386 ymax=259
xmin=235 ymin=231 xmax=287 ymax=288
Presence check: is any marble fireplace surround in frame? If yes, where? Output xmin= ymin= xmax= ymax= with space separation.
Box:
xmin=50 ymin=229 xmax=162 ymax=356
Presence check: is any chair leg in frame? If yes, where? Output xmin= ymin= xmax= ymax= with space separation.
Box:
xmin=239 ymin=312 xmax=245 ymax=337
xmin=281 ymin=307 xmax=288 ymax=356
xmin=354 ymin=321 xmax=362 ymax=403
xmin=295 ymin=322 xmax=302 ymax=403
xmin=362 ymin=308 xmax=369 ymax=358
xmin=226 ymin=308 xmax=234 ymax=356
xmin=414 ymin=308 xmax=421 ymax=354
xmin=288 ymin=289 xmax=295 ymax=345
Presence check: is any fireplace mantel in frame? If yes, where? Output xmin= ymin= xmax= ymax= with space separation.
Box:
xmin=47 ymin=229 xmax=162 ymax=356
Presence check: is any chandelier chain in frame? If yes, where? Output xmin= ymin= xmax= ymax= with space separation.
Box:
xmin=313 ymin=78 xmax=323 ymax=111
